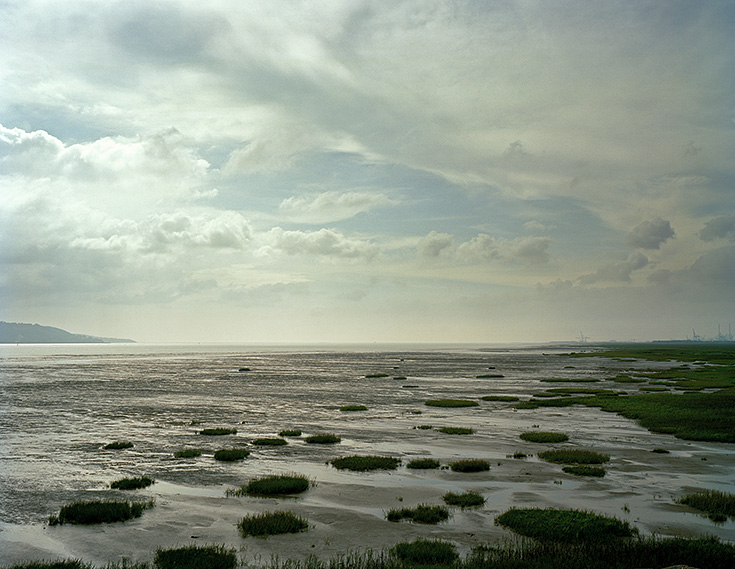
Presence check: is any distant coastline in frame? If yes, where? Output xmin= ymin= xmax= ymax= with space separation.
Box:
xmin=0 ymin=321 xmax=135 ymax=344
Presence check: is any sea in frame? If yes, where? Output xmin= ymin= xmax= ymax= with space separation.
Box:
xmin=1 ymin=342 xmax=733 ymax=563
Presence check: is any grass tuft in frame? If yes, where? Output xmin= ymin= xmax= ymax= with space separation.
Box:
xmin=238 ymin=511 xmax=308 ymax=537
xmin=538 ymin=449 xmax=610 ymax=464
xmin=173 ymin=448 xmax=202 ymax=458
xmin=213 ymin=448 xmax=250 ymax=461
xmin=391 ymin=539 xmax=458 ymax=565
xmin=424 ymin=399 xmax=479 ymax=408
xmin=339 ymin=405 xmax=368 ymax=411
xmin=110 ymin=476 xmax=155 ymax=490
xmin=278 ymin=429 xmax=302 ymax=437
xmin=103 ymin=441 xmax=133 ymax=450
xmin=519 ymin=431 xmax=569 ymax=443
xmin=449 ymin=459 xmax=490 ymax=472
xmin=406 ymin=458 xmax=441 ymax=469
xmin=442 ymin=491 xmax=485 ymax=508
xmin=495 ymin=507 xmax=637 ymax=542
xmin=678 ymin=489 xmax=735 ymax=521
xmin=330 ymin=455 xmax=401 ymax=471
xmin=437 ymin=426 xmax=474 ymax=435
xmin=481 ymin=395 xmax=520 ymax=402
xmin=48 ymin=499 xmax=154 ymax=525
xmin=199 ymin=428 xmax=237 ymax=436
xmin=305 ymin=433 xmax=341 ymax=444
xmin=386 ymin=504 xmax=450 ymax=524
xmin=251 ymin=438 xmax=287 ymax=446
xmin=236 ymin=474 xmax=310 ymax=497
xmin=154 ymin=544 xmax=237 ymax=569
xmin=562 ymin=465 xmax=606 ymax=477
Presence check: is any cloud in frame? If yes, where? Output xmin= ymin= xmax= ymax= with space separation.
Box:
xmin=278 ymin=190 xmax=397 ymax=223
xmin=578 ymin=252 xmax=649 ymax=284
xmin=418 ymin=231 xmax=454 ymax=258
xmin=624 ymin=218 xmax=675 ymax=249
xmin=699 ymin=216 xmax=735 ymax=242
xmin=264 ymin=227 xmax=379 ymax=260
xmin=457 ymin=234 xmax=552 ymax=264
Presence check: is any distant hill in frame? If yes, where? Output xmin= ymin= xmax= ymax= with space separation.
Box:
xmin=0 ymin=321 xmax=135 ymax=344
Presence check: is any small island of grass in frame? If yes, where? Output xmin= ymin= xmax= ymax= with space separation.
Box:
xmin=173 ymin=448 xmax=202 ymax=458
xmin=443 ymin=491 xmax=485 ymax=508
xmin=339 ymin=405 xmax=368 ymax=412
xmin=330 ymin=455 xmax=401 ymax=471
xmin=238 ymin=511 xmax=309 ymax=537
xmin=48 ymin=499 xmax=154 ymax=525
xmin=213 ymin=448 xmax=250 ymax=462
xmin=495 ymin=507 xmax=637 ymax=542
xmin=519 ymin=431 xmax=569 ymax=443
xmin=425 ymin=399 xmax=479 ymax=408
xmin=305 ymin=433 xmax=341 ymax=444
xmin=562 ymin=465 xmax=606 ymax=477
xmin=449 ymin=459 xmax=491 ymax=472
xmin=538 ymin=449 xmax=610 ymax=464
xmin=232 ymin=474 xmax=310 ymax=497
xmin=103 ymin=441 xmax=134 ymax=450
xmin=154 ymin=544 xmax=237 ymax=569
xmin=437 ymin=426 xmax=474 ymax=435
xmin=406 ymin=458 xmax=441 ymax=469
xmin=110 ymin=476 xmax=155 ymax=490
xmin=391 ymin=540 xmax=458 ymax=566
xmin=678 ymin=489 xmax=735 ymax=522
xmin=251 ymin=438 xmax=287 ymax=446
xmin=386 ymin=504 xmax=450 ymax=524
xmin=199 ymin=428 xmax=237 ymax=436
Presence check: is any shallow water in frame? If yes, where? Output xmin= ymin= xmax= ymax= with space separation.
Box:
xmin=1 ymin=343 xmax=733 ymax=565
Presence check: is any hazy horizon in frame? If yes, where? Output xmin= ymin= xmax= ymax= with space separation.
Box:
xmin=1 ymin=1 xmax=733 ymax=344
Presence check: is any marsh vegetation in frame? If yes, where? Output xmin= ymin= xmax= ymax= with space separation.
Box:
xmin=330 ymin=456 xmax=401 ymax=471
xmin=304 ymin=433 xmax=341 ymax=444
xmin=110 ymin=476 xmax=155 ymax=490
xmin=48 ymin=500 xmax=154 ymax=525
xmin=154 ymin=545 xmax=237 ymax=569
xmin=449 ymin=459 xmax=490 ymax=472
xmin=213 ymin=448 xmax=250 ymax=461
xmin=442 ymin=491 xmax=485 ymax=508
xmin=495 ymin=507 xmax=637 ymax=542
xmin=199 ymin=428 xmax=237 ymax=436
xmin=231 ymin=474 xmax=310 ymax=497
xmin=424 ymin=399 xmax=479 ymax=408
xmin=519 ymin=431 xmax=569 ymax=443
xmin=386 ymin=504 xmax=450 ymax=524
xmin=238 ymin=511 xmax=309 ymax=537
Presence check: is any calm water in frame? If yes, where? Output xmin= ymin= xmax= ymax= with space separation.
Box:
xmin=1 ymin=342 xmax=733 ymax=560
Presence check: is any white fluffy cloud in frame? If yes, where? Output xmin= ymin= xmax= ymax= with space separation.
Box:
xmin=263 ymin=227 xmax=379 ymax=260
xmin=278 ymin=191 xmax=397 ymax=223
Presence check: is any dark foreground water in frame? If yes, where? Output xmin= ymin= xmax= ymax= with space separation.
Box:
xmin=1 ymin=343 xmax=733 ymax=564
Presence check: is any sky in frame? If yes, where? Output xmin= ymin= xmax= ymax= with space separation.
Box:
xmin=1 ymin=0 xmax=734 ymax=344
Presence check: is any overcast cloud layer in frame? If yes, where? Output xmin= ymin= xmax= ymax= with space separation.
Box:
xmin=1 ymin=0 xmax=733 ymax=343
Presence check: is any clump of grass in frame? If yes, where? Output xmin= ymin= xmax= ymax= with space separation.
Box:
xmin=48 ymin=499 xmax=154 ymax=525
xmin=279 ymin=429 xmax=302 ymax=437
xmin=173 ymin=448 xmax=202 ymax=458
xmin=413 ymin=424 xmax=433 ymax=430
xmin=450 ymin=459 xmax=491 ymax=472
xmin=443 ymin=491 xmax=485 ymax=508
xmin=424 ymin=399 xmax=479 ymax=407
xmin=540 ymin=378 xmax=600 ymax=383
xmin=234 ymin=474 xmax=310 ymax=496
xmin=519 ymin=431 xmax=569 ymax=443
xmin=110 ymin=476 xmax=155 ymax=490
xmin=481 ymin=395 xmax=520 ymax=402
xmin=305 ymin=433 xmax=341 ymax=444
xmin=330 ymin=455 xmax=401 ymax=471
xmin=511 ymin=451 xmax=529 ymax=459
xmin=154 ymin=544 xmax=237 ymax=569
xmin=213 ymin=448 xmax=250 ymax=461
xmin=238 ymin=511 xmax=308 ymax=537
xmin=437 ymin=426 xmax=474 ymax=435
xmin=538 ymin=449 xmax=610 ymax=464
xmin=393 ymin=376 xmax=407 ymax=380
xmin=199 ymin=427 xmax=237 ymax=436
xmin=562 ymin=465 xmax=606 ymax=477
xmin=391 ymin=539 xmax=458 ymax=565
xmin=252 ymin=438 xmax=287 ymax=446
xmin=651 ymin=448 xmax=670 ymax=454
xmin=365 ymin=373 xmax=390 ymax=378
xmin=495 ymin=507 xmax=637 ymax=542
xmin=476 ymin=373 xmax=505 ymax=378
xmin=678 ymin=489 xmax=735 ymax=521
xmin=103 ymin=441 xmax=134 ymax=450
xmin=386 ymin=504 xmax=450 ymax=524
xmin=406 ymin=458 xmax=441 ymax=469
xmin=339 ymin=405 xmax=368 ymax=411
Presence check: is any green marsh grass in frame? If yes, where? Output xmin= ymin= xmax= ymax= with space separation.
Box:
xmin=154 ymin=544 xmax=237 ymax=569
xmin=424 ymin=399 xmax=478 ymax=408
xmin=413 ymin=424 xmax=433 ymax=430
xmin=339 ymin=405 xmax=368 ymax=411
xmin=652 ymin=447 xmax=670 ymax=453
xmin=252 ymin=438 xmax=287 ymax=446
xmin=519 ymin=431 xmax=569 ymax=443
xmin=678 ymin=489 xmax=735 ymax=521
xmin=279 ymin=429 xmax=302 ymax=437
xmin=365 ymin=373 xmax=390 ymax=378
xmin=199 ymin=428 xmax=237 ymax=436
xmin=391 ymin=540 xmax=458 ymax=565
xmin=213 ymin=448 xmax=250 ymax=461
xmin=449 ymin=459 xmax=490 ymax=472
xmin=48 ymin=499 xmax=154 ymax=525
xmin=481 ymin=395 xmax=519 ymax=402
xmin=540 ymin=377 xmax=600 ymax=383
xmin=495 ymin=507 xmax=637 ymax=542
xmin=386 ymin=504 xmax=450 ymax=524
xmin=238 ymin=511 xmax=308 ymax=537
xmin=110 ymin=476 xmax=154 ymax=490
xmin=406 ymin=458 xmax=440 ymax=469
xmin=442 ymin=491 xmax=485 ymax=508
xmin=305 ymin=433 xmax=341 ymax=444
xmin=562 ymin=465 xmax=606 ymax=477
xmin=476 ymin=374 xmax=504 ymax=378
xmin=437 ymin=426 xmax=474 ymax=435
xmin=330 ymin=455 xmax=401 ymax=471
xmin=103 ymin=441 xmax=134 ymax=450
xmin=538 ymin=449 xmax=609 ymax=464
xmin=234 ymin=474 xmax=310 ymax=496
xmin=173 ymin=448 xmax=202 ymax=458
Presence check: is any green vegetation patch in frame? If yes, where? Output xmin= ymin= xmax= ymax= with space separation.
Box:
xmin=154 ymin=544 xmax=237 ymax=569
xmin=199 ymin=428 xmax=237 ymax=436
xmin=213 ymin=448 xmax=250 ymax=462
xmin=279 ymin=429 xmax=302 ymax=437
xmin=678 ymin=489 xmax=735 ymax=522
xmin=387 ymin=504 xmax=450 ymax=524
xmin=414 ymin=424 xmax=433 ymax=430
xmin=519 ymin=431 xmax=569 ymax=443
xmin=538 ymin=449 xmax=610 ymax=464
xmin=330 ymin=455 xmax=401 ymax=471
xmin=406 ymin=458 xmax=441 ymax=469
xmin=442 ymin=491 xmax=485 ymax=508
xmin=339 ymin=405 xmax=368 ymax=411
xmin=450 ymin=459 xmax=490 ymax=473
xmin=391 ymin=539 xmax=458 ymax=566
xmin=48 ymin=499 xmax=153 ymax=525
xmin=562 ymin=465 xmax=606 ymax=477
xmin=437 ymin=426 xmax=474 ymax=435
xmin=252 ymin=438 xmax=287 ymax=446
xmin=476 ymin=374 xmax=504 ymax=378
xmin=425 ymin=399 xmax=479 ymax=408
xmin=305 ymin=433 xmax=341 ymax=444
xmin=495 ymin=508 xmax=637 ymax=542
xmin=238 ymin=474 xmax=310 ymax=496
xmin=173 ymin=448 xmax=202 ymax=458
xmin=238 ymin=511 xmax=309 ymax=537
xmin=365 ymin=373 xmax=390 ymax=378
xmin=481 ymin=395 xmax=520 ymax=402
xmin=103 ymin=441 xmax=134 ymax=450
xmin=110 ymin=476 xmax=155 ymax=490
xmin=540 ymin=377 xmax=600 ymax=383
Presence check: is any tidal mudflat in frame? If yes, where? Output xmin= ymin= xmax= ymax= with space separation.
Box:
xmin=1 ymin=342 xmax=733 ymax=567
